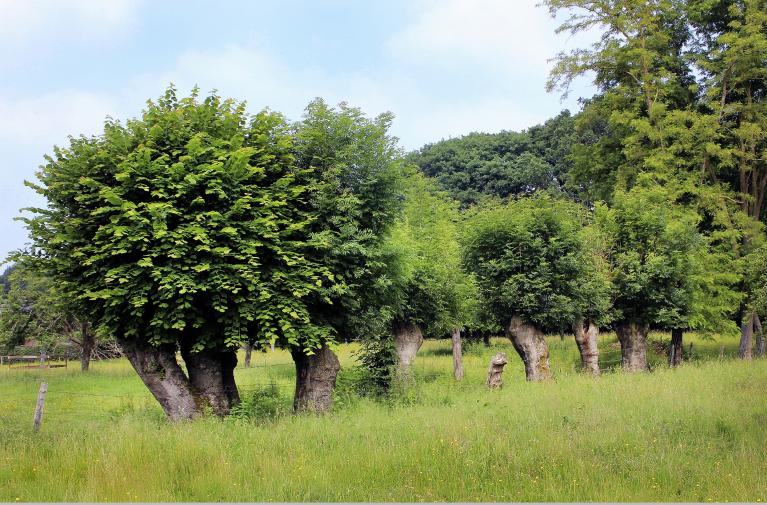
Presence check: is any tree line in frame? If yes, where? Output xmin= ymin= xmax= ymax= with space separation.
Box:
xmin=3 ymin=0 xmax=766 ymax=420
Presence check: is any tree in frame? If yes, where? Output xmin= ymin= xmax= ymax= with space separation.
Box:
xmin=571 ymin=222 xmax=614 ymax=375
xmin=0 ymin=263 xmax=98 ymax=370
xmin=19 ymin=88 xmax=337 ymax=420
xmin=387 ymin=171 xmax=477 ymax=379
xmin=596 ymin=176 xmax=704 ymax=371
xmin=462 ymin=194 xmax=603 ymax=380
xmin=289 ymin=99 xmax=405 ymax=410
xmin=406 ymin=112 xmax=586 ymax=207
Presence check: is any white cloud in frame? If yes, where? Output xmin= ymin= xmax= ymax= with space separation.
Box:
xmin=0 ymin=90 xmax=118 ymax=147
xmin=388 ymin=0 xmax=560 ymax=71
xmin=0 ymin=0 xmax=141 ymax=47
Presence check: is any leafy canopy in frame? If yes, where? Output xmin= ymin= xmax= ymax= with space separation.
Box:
xmin=388 ymin=171 xmax=476 ymax=336
xmin=20 ymin=87 xmax=342 ymax=353
xmin=462 ymin=194 xmax=607 ymax=331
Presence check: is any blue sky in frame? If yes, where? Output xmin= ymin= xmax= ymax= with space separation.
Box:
xmin=0 ymin=0 xmax=597 ymax=261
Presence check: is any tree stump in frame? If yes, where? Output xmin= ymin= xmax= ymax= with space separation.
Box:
xmin=486 ymin=352 xmax=507 ymax=389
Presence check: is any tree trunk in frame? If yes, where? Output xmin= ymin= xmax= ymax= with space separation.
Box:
xmin=505 ymin=315 xmax=551 ymax=381
xmin=243 ymin=342 xmax=253 ymax=368
xmin=118 ymin=338 xmax=201 ymax=421
xmin=451 ymin=328 xmax=464 ymax=380
xmin=393 ymin=321 xmax=423 ymax=375
xmin=615 ymin=321 xmax=649 ymax=372
xmin=572 ymin=319 xmax=599 ymax=376
xmin=80 ymin=322 xmax=95 ymax=372
xmin=486 ymin=352 xmax=507 ymax=389
xmin=739 ymin=313 xmax=755 ymax=360
xmin=291 ymin=344 xmax=340 ymax=413
xmin=179 ymin=345 xmax=240 ymax=417
xmin=755 ymin=316 xmax=765 ymax=358
xmin=669 ymin=328 xmax=683 ymax=367
xmin=482 ymin=332 xmax=491 ymax=347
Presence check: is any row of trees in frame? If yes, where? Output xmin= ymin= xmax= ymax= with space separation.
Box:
xmin=7 ymin=0 xmax=766 ymax=420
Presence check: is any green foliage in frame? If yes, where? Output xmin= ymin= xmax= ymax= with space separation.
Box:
xmin=0 ymin=263 xmax=76 ymax=353
xmin=407 ymin=111 xmax=584 ymax=206
xmin=389 ymin=171 xmax=476 ymax=336
xmin=595 ymin=177 xmax=706 ymax=327
xmin=462 ymin=194 xmax=606 ymax=331
xmin=227 ymin=383 xmax=289 ymax=423
xmin=745 ymin=243 xmax=767 ymax=317
xmin=292 ymin=99 xmax=405 ymax=344
xmin=17 ymin=89 xmax=405 ymax=359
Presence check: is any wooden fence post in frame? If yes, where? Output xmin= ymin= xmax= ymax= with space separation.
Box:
xmin=452 ymin=328 xmax=464 ymax=381
xmin=33 ymin=382 xmax=48 ymax=432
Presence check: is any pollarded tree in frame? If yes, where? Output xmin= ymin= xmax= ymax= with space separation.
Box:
xmin=571 ymin=222 xmax=614 ymax=375
xmin=289 ymin=99 xmax=405 ymax=411
xmin=595 ymin=176 xmax=704 ymax=371
xmin=387 ymin=171 xmax=477 ymax=379
xmin=19 ymin=88 xmax=334 ymax=420
xmin=463 ymin=194 xmax=601 ymax=380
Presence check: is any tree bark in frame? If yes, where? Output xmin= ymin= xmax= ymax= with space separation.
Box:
xmin=118 ymin=338 xmax=201 ymax=421
xmin=393 ymin=321 xmax=423 ymax=375
xmin=486 ymin=352 xmax=507 ymax=389
xmin=243 ymin=342 xmax=253 ymax=368
xmin=80 ymin=321 xmax=95 ymax=372
xmin=739 ymin=313 xmax=755 ymax=360
xmin=669 ymin=328 xmax=683 ymax=367
xmin=505 ymin=315 xmax=551 ymax=381
xmin=451 ymin=328 xmax=464 ymax=381
xmin=572 ymin=319 xmax=599 ymax=376
xmin=755 ymin=315 xmax=765 ymax=358
xmin=615 ymin=321 xmax=649 ymax=372
xmin=179 ymin=345 xmax=240 ymax=417
xmin=291 ymin=344 xmax=340 ymax=413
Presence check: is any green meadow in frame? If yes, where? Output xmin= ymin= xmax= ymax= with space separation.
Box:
xmin=1 ymin=332 xmax=766 ymax=502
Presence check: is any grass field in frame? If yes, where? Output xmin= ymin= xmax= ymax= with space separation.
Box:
xmin=1 ymin=331 xmax=766 ymax=502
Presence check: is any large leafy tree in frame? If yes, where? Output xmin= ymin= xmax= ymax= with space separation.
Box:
xmin=288 ymin=99 xmax=404 ymax=410
xmin=20 ymin=88 xmax=338 ymax=419
xmin=406 ymin=112 xmax=586 ymax=206
xmin=386 ymin=171 xmax=477 ymax=377
xmin=462 ymin=194 xmax=607 ymax=380
xmin=544 ymin=0 xmax=765 ymax=362
xmin=595 ymin=177 xmax=705 ymax=371
xmin=19 ymin=90 xmax=405 ymax=418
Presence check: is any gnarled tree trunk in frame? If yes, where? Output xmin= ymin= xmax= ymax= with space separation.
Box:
xmin=393 ymin=321 xmax=423 ymax=375
xmin=451 ymin=328 xmax=464 ymax=380
xmin=572 ymin=319 xmax=599 ymax=376
xmin=505 ymin=315 xmax=551 ymax=381
xmin=180 ymin=344 xmax=240 ymax=417
xmin=119 ymin=338 xmax=201 ymax=421
xmin=486 ymin=352 xmax=507 ymax=388
xmin=291 ymin=344 xmax=340 ymax=413
xmin=80 ymin=321 xmax=95 ymax=372
xmin=669 ymin=328 xmax=683 ymax=367
xmin=754 ymin=316 xmax=764 ymax=358
xmin=243 ymin=342 xmax=253 ymax=368
xmin=739 ymin=313 xmax=755 ymax=360
xmin=615 ymin=321 xmax=649 ymax=372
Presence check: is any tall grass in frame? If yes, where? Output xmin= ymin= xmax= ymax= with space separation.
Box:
xmin=1 ymin=332 xmax=765 ymax=501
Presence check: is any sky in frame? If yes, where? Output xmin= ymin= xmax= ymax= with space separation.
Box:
xmin=0 ymin=0 xmax=599 ymax=262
